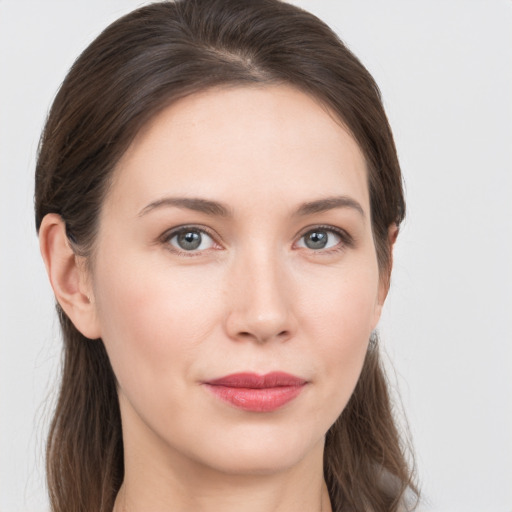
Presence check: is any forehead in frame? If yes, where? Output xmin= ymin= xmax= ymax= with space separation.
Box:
xmin=106 ymin=84 xmax=369 ymax=217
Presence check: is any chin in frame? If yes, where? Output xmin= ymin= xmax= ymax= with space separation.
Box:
xmin=187 ymin=424 xmax=324 ymax=477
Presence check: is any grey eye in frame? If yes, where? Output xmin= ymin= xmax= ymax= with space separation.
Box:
xmin=169 ymin=229 xmax=215 ymax=252
xmin=298 ymin=229 xmax=341 ymax=250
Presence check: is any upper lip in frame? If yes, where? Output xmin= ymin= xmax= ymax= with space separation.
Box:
xmin=204 ymin=372 xmax=307 ymax=388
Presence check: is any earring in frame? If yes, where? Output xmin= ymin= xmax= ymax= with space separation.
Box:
xmin=369 ymin=331 xmax=378 ymax=350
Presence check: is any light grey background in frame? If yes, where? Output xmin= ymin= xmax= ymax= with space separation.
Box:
xmin=1 ymin=1 xmax=511 ymax=511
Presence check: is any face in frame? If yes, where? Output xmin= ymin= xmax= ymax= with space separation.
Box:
xmin=88 ymin=85 xmax=386 ymax=477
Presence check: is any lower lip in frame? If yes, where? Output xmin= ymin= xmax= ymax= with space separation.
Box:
xmin=204 ymin=384 xmax=305 ymax=412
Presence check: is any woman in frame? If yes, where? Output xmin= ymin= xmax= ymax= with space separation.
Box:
xmin=35 ymin=0 xmax=419 ymax=511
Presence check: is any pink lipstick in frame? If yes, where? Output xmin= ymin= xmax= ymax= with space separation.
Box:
xmin=203 ymin=372 xmax=307 ymax=412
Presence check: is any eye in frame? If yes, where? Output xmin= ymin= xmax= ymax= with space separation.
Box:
xmin=296 ymin=227 xmax=344 ymax=251
xmin=165 ymin=227 xmax=216 ymax=253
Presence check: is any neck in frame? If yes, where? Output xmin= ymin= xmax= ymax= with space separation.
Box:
xmin=114 ymin=475 xmax=331 ymax=512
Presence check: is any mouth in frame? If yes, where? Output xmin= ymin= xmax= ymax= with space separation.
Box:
xmin=203 ymin=372 xmax=307 ymax=412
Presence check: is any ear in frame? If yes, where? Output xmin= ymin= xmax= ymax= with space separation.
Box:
xmin=39 ymin=214 xmax=101 ymax=339
xmin=372 ymin=223 xmax=399 ymax=329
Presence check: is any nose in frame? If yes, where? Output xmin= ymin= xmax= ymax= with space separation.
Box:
xmin=224 ymin=248 xmax=297 ymax=345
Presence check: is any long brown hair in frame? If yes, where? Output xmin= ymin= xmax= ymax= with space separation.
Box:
xmin=35 ymin=1 xmax=418 ymax=510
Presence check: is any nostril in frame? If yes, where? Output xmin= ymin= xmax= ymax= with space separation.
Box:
xmin=235 ymin=330 xmax=290 ymax=344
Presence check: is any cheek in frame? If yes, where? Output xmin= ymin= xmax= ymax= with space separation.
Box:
xmin=298 ymin=260 xmax=380 ymax=419
xmin=300 ymin=257 xmax=380 ymax=344
xmin=91 ymin=249 xmax=224 ymax=400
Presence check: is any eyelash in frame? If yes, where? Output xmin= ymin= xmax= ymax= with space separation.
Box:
xmin=297 ymin=224 xmax=354 ymax=255
xmin=160 ymin=224 xmax=354 ymax=257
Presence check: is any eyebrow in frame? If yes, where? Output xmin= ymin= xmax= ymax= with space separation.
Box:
xmin=294 ymin=196 xmax=365 ymax=218
xmin=138 ymin=195 xmax=365 ymax=219
xmin=139 ymin=197 xmax=231 ymax=217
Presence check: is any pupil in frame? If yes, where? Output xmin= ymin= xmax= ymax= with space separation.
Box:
xmin=306 ymin=231 xmax=327 ymax=249
xmin=178 ymin=231 xmax=201 ymax=250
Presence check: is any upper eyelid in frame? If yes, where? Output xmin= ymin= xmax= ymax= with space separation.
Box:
xmin=161 ymin=224 xmax=219 ymax=242
xmin=294 ymin=224 xmax=353 ymax=241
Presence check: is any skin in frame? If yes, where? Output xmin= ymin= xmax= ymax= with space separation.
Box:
xmin=40 ymin=85 xmax=393 ymax=512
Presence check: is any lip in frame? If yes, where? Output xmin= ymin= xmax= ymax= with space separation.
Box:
xmin=203 ymin=372 xmax=307 ymax=412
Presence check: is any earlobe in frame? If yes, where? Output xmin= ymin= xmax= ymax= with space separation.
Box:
xmin=371 ymin=302 xmax=384 ymax=332
xmin=39 ymin=214 xmax=101 ymax=339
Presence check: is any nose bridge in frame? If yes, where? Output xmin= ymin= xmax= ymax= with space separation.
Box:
xmin=225 ymin=241 xmax=295 ymax=344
